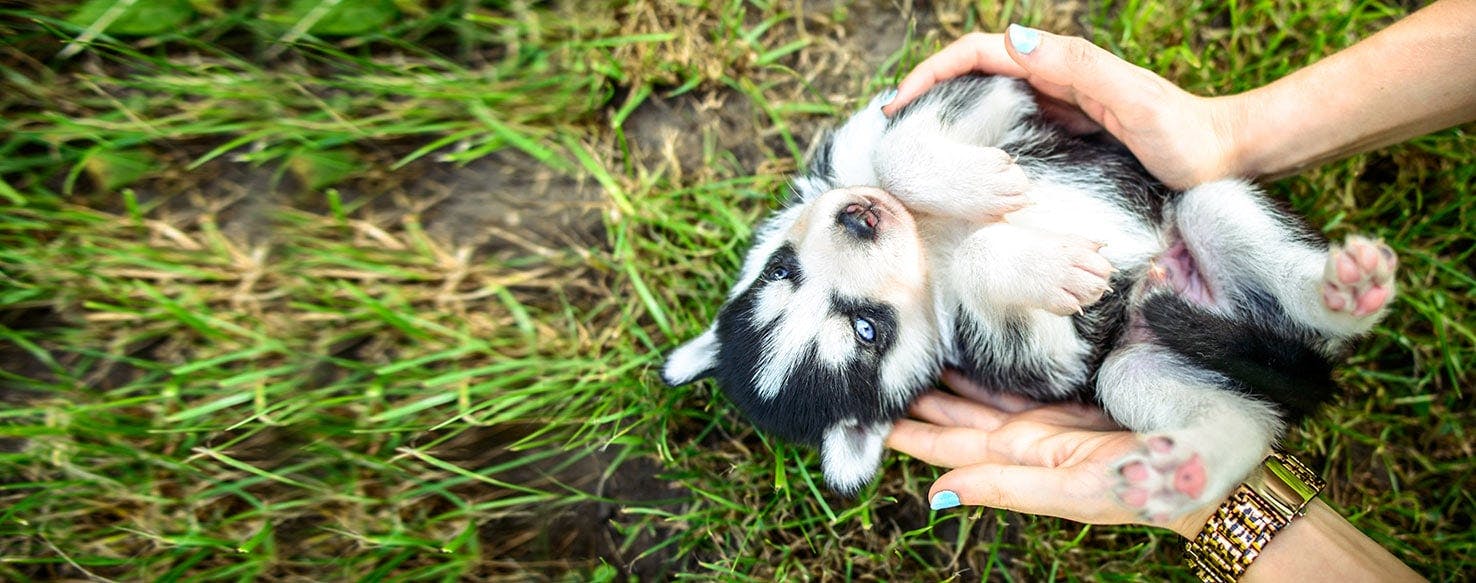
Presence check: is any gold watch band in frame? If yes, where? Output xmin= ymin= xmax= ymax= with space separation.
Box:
xmin=1184 ymin=451 xmax=1326 ymax=583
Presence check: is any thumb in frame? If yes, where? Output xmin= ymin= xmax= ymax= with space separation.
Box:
xmin=1003 ymin=24 xmax=1162 ymax=128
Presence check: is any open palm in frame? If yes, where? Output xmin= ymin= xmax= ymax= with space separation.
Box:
xmin=886 ymin=371 xmax=1208 ymax=537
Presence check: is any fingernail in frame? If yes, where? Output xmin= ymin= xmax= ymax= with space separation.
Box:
xmin=930 ymin=490 xmax=961 ymax=510
xmin=1008 ymin=24 xmax=1041 ymax=55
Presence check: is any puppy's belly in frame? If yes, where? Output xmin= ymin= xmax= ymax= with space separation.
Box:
xmin=1004 ymin=181 xmax=1160 ymax=269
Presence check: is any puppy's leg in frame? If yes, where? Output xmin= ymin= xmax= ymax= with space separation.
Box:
xmin=1171 ymin=180 xmax=1396 ymax=341
xmin=1097 ymin=344 xmax=1284 ymax=521
xmin=873 ymin=138 xmax=1033 ymax=219
xmin=946 ymin=223 xmax=1114 ymax=316
xmin=870 ymin=75 xmax=1039 ymax=218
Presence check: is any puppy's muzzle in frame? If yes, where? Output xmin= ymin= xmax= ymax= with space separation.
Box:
xmin=838 ymin=203 xmax=880 ymax=241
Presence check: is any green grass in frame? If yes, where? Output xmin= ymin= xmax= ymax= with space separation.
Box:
xmin=0 ymin=0 xmax=1471 ymax=580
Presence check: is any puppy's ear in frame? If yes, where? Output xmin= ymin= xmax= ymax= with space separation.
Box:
xmin=820 ymin=421 xmax=890 ymax=495
xmin=662 ymin=326 xmax=720 ymax=386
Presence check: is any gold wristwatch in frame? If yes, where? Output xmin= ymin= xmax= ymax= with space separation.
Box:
xmin=1184 ymin=451 xmax=1326 ymax=583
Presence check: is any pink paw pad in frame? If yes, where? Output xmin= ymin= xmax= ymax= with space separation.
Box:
xmin=1120 ymin=461 xmax=1151 ymax=482
xmin=1323 ymin=236 xmax=1396 ymax=318
xmin=1173 ymin=455 xmax=1206 ymax=499
xmin=1111 ymin=436 xmax=1209 ymax=520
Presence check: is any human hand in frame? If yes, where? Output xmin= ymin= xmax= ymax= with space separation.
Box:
xmin=882 ymin=26 xmax=1248 ymax=190
xmin=885 ymin=371 xmax=1215 ymax=538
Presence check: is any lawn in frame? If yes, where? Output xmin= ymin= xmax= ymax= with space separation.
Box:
xmin=0 ymin=0 xmax=1471 ymax=580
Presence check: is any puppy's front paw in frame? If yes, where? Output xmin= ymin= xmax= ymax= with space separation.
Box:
xmin=1323 ymin=235 xmax=1396 ymax=319
xmin=962 ymin=147 xmax=1032 ymax=217
xmin=1032 ymin=234 xmax=1113 ymax=316
xmin=1111 ymin=435 xmax=1208 ymax=523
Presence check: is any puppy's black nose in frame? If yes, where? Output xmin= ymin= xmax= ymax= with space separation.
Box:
xmin=838 ymin=203 xmax=877 ymax=241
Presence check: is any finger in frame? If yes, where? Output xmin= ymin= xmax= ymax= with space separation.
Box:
xmin=1004 ymin=24 xmax=1166 ymax=128
xmin=941 ymin=371 xmax=1120 ymax=432
xmin=883 ymin=32 xmax=1030 ymax=116
xmin=928 ymin=463 xmax=1134 ymax=525
xmin=941 ymin=369 xmax=1041 ymax=413
xmin=908 ymin=390 xmax=1011 ymax=431
xmin=885 ymin=419 xmax=1011 ymax=468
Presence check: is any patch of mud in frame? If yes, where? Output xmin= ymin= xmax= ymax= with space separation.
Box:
xmin=419 ymin=150 xmax=605 ymax=255
xmin=622 ymin=89 xmax=766 ymax=181
xmin=36 ymin=140 xmax=279 ymax=251
xmin=438 ymin=424 xmax=692 ymax=579
xmin=148 ymin=149 xmax=278 ymax=248
xmin=0 ymin=307 xmax=64 ymax=406
xmin=335 ymin=144 xmax=606 ymax=260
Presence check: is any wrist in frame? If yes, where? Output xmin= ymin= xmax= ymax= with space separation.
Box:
xmin=1179 ymin=451 xmax=1326 ymax=582
xmin=1170 ymin=497 xmax=1223 ymax=539
xmin=1203 ymin=91 xmax=1261 ymax=181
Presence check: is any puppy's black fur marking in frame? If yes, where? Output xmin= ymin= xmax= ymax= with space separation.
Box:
xmin=807 ymin=132 xmax=836 ymax=185
xmin=713 ymin=297 xmax=896 ymax=446
xmin=950 ymin=310 xmax=1086 ymax=402
xmin=708 ymin=245 xmax=903 ymax=447
xmin=1076 ymin=270 xmax=1140 ymax=383
xmin=760 ymin=243 xmax=805 ymax=287
xmin=1142 ymin=293 xmax=1337 ymax=422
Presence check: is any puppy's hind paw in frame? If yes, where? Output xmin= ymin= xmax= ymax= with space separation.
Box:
xmin=1323 ymin=235 xmax=1396 ymax=319
xmin=1111 ymin=435 xmax=1208 ymax=523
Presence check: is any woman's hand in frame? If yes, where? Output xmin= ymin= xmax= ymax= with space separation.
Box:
xmin=885 ymin=370 xmax=1215 ymax=538
xmin=882 ymin=26 xmax=1247 ymax=190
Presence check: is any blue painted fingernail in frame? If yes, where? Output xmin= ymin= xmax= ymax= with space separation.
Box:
xmin=1008 ymin=24 xmax=1041 ymax=55
xmin=930 ymin=490 xmax=961 ymax=510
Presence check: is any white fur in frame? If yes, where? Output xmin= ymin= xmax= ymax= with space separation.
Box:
xmin=871 ymin=78 xmax=1036 ymax=219
xmin=876 ymin=304 xmax=942 ymax=409
xmin=815 ymin=316 xmax=857 ymax=369
xmin=663 ymin=326 xmax=719 ymax=386
xmin=1172 ymin=181 xmax=1317 ymax=318
xmin=823 ymin=94 xmax=891 ymax=190
xmin=751 ymin=278 xmax=794 ymax=328
xmin=1098 ymin=344 xmax=1284 ymax=511
xmin=821 ymin=420 xmax=889 ymax=494
xmin=1175 ymin=181 xmax=1390 ymax=340
xmin=753 ymin=280 xmax=833 ymax=399
xmin=943 ymin=222 xmax=1112 ymax=315
xmin=1006 ymin=176 xmax=1160 ymax=268
xmin=874 ymin=142 xmax=1032 ymax=218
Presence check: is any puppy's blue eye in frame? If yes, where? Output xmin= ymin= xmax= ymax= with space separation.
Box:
xmin=767 ymin=266 xmax=790 ymax=281
xmin=853 ymin=317 xmax=876 ymax=344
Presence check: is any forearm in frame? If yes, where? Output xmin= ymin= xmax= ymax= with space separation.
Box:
xmin=1172 ymin=498 xmax=1424 ymax=581
xmin=1224 ymin=0 xmax=1476 ymax=179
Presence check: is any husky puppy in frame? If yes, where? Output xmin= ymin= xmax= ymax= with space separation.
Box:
xmin=661 ymin=75 xmax=1396 ymax=519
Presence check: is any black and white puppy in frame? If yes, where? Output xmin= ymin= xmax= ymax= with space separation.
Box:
xmin=661 ymin=75 xmax=1395 ymax=519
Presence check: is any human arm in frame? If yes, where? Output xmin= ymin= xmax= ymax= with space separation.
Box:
xmin=886 ymin=372 xmax=1424 ymax=581
xmin=882 ymin=0 xmax=1476 ymax=189
xmin=1224 ymin=0 xmax=1476 ymax=180
xmin=1232 ymin=498 xmax=1425 ymax=582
